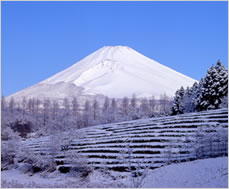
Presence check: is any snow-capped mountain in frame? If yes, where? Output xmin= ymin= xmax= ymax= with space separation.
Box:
xmin=8 ymin=46 xmax=196 ymax=101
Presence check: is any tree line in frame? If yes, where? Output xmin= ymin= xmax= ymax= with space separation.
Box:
xmin=171 ymin=60 xmax=228 ymax=115
xmin=2 ymin=94 xmax=172 ymax=137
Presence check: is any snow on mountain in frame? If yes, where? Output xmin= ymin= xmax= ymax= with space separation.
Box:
xmin=8 ymin=46 xmax=197 ymax=101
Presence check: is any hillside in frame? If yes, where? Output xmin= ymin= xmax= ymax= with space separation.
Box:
xmin=23 ymin=108 xmax=228 ymax=172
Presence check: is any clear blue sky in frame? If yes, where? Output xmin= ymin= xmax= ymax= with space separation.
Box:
xmin=2 ymin=1 xmax=228 ymax=96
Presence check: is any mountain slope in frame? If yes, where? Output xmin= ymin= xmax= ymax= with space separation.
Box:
xmin=8 ymin=46 xmax=196 ymax=101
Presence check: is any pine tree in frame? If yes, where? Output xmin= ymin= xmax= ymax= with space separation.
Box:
xmin=196 ymin=60 xmax=228 ymax=110
xmin=171 ymin=86 xmax=185 ymax=115
xmin=215 ymin=60 xmax=228 ymax=97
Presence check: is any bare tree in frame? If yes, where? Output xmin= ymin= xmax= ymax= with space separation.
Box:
xmin=1 ymin=96 xmax=7 ymax=112
xmin=130 ymin=94 xmax=138 ymax=120
xmin=159 ymin=93 xmax=172 ymax=115
xmin=72 ymin=97 xmax=79 ymax=116
xmin=43 ymin=99 xmax=51 ymax=128
xmin=92 ymin=98 xmax=100 ymax=124
xmin=63 ymin=98 xmax=70 ymax=116
xmin=120 ymin=97 xmax=129 ymax=120
xmin=9 ymin=97 xmax=15 ymax=114
xmin=139 ymin=98 xmax=150 ymax=118
xmin=82 ymin=100 xmax=92 ymax=128
xmin=149 ymin=95 xmax=156 ymax=116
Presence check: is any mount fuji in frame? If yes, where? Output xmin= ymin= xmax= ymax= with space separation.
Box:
xmin=8 ymin=46 xmax=196 ymax=101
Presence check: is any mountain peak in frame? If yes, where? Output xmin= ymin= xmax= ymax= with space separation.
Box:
xmin=102 ymin=45 xmax=130 ymax=49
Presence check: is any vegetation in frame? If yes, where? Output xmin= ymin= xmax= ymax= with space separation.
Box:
xmin=171 ymin=60 xmax=228 ymax=115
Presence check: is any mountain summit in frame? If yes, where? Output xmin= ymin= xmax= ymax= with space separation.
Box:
xmin=8 ymin=46 xmax=196 ymax=101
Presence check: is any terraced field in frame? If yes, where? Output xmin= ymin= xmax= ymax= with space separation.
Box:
xmin=24 ymin=108 xmax=228 ymax=172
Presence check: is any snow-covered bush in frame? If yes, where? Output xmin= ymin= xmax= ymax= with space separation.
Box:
xmin=119 ymin=143 xmax=149 ymax=188
xmin=1 ymin=129 xmax=21 ymax=170
xmin=193 ymin=125 xmax=228 ymax=159
xmin=17 ymin=146 xmax=57 ymax=173
xmin=67 ymin=150 xmax=92 ymax=178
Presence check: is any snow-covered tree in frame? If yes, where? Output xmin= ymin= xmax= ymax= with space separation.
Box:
xmin=8 ymin=97 xmax=15 ymax=114
xmin=92 ymin=98 xmax=100 ymax=124
xmin=51 ymin=100 xmax=59 ymax=121
xmin=159 ymin=93 xmax=172 ymax=115
xmin=1 ymin=96 xmax=7 ymax=112
xmin=63 ymin=98 xmax=70 ymax=116
xmin=148 ymin=95 xmax=156 ymax=116
xmin=130 ymin=94 xmax=138 ymax=120
xmin=72 ymin=97 xmax=79 ymax=116
xmin=171 ymin=86 xmax=185 ymax=115
xmin=43 ymin=99 xmax=51 ymax=127
xmin=196 ymin=60 xmax=228 ymax=110
xmin=138 ymin=98 xmax=150 ymax=118
xmin=82 ymin=100 xmax=93 ymax=128
xmin=21 ymin=97 xmax=27 ymax=116
xmin=1 ymin=127 xmax=21 ymax=170
xmin=120 ymin=97 xmax=129 ymax=119
xmin=110 ymin=98 xmax=119 ymax=122
xmin=27 ymin=98 xmax=35 ymax=113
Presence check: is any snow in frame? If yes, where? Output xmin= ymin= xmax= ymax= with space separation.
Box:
xmin=1 ymin=157 xmax=227 ymax=188
xmin=142 ymin=157 xmax=228 ymax=188
xmin=20 ymin=108 xmax=227 ymax=173
xmin=43 ymin=46 xmax=196 ymax=98
xmin=7 ymin=46 xmax=196 ymax=101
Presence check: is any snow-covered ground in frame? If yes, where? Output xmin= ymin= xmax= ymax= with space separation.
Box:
xmin=142 ymin=157 xmax=228 ymax=188
xmin=2 ymin=157 xmax=227 ymax=188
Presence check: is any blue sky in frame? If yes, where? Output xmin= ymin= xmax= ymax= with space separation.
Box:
xmin=2 ymin=1 xmax=228 ymax=96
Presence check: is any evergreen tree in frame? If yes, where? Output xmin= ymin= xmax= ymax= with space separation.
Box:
xmin=215 ymin=60 xmax=228 ymax=97
xmin=196 ymin=60 xmax=228 ymax=110
xmin=171 ymin=86 xmax=185 ymax=115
